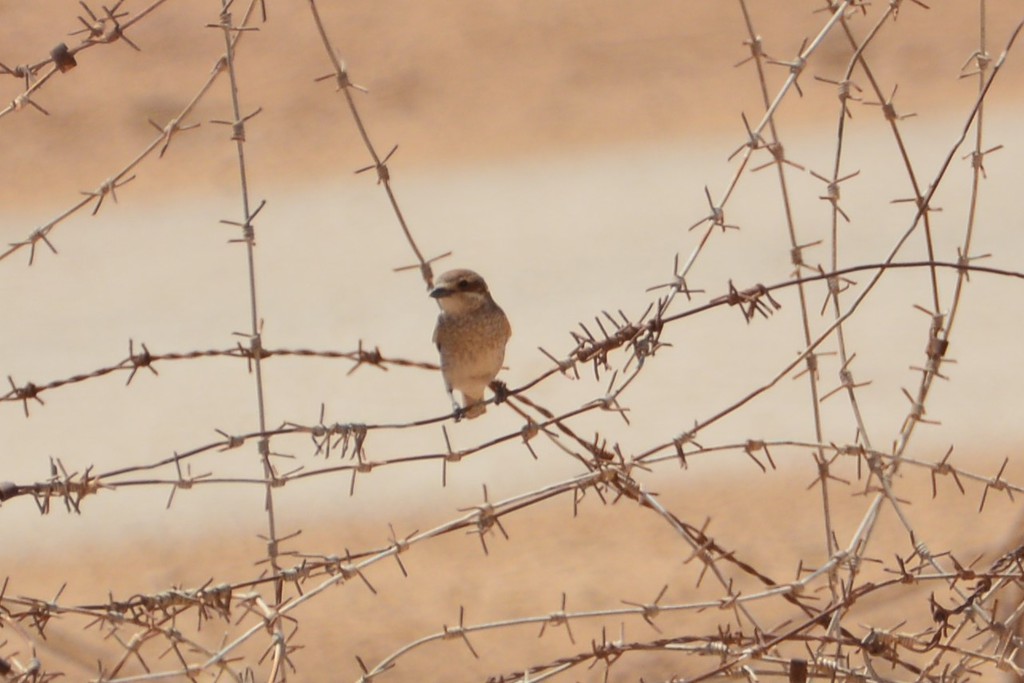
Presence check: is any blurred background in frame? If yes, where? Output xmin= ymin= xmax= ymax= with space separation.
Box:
xmin=2 ymin=2 xmax=1024 ymax=680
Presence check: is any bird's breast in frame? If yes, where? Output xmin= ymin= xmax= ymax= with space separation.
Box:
xmin=434 ymin=306 xmax=510 ymax=378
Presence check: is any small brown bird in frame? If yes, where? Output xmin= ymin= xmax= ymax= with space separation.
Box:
xmin=430 ymin=269 xmax=511 ymax=419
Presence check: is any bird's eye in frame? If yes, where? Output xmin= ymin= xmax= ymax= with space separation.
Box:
xmin=458 ymin=279 xmax=470 ymax=290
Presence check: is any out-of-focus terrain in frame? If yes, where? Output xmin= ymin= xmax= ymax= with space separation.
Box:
xmin=2 ymin=2 xmax=1024 ymax=681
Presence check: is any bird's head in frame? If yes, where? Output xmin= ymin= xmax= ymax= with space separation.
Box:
xmin=430 ymin=269 xmax=493 ymax=314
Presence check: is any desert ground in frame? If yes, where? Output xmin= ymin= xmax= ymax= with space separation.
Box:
xmin=2 ymin=2 xmax=1024 ymax=681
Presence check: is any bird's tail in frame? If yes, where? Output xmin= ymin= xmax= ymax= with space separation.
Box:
xmin=462 ymin=394 xmax=486 ymax=419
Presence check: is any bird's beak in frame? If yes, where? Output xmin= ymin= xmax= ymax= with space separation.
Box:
xmin=429 ymin=286 xmax=452 ymax=299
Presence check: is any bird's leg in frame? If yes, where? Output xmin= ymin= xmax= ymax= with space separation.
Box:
xmin=446 ymin=386 xmax=465 ymax=422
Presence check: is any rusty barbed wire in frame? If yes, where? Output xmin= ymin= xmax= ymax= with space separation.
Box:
xmin=205 ymin=1 xmax=292 ymax=678
xmin=305 ymin=0 xmax=449 ymax=291
xmin=801 ymin=7 xmax=1024 ymax=672
xmin=735 ymin=0 xmax=840 ymax=582
xmin=3 ymin=499 xmax=1021 ymax=682
xmin=0 ymin=0 xmax=172 ymax=120
xmin=0 ymin=0 xmax=260 ymax=265
xmin=2 ymin=1 xmax=1024 ymax=682
xmin=0 ymin=341 xmax=437 ymax=412
xmin=5 ymin=259 xmax=1017 ymax=419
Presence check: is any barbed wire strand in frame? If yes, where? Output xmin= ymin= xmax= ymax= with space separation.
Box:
xmin=735 ymin=0 xmax=840 ymax=605
xmin=0 ymin=1 xmax=260 ymax=265
xmin=2 ymin=2 xmax=1024 ymax=681
xmin=305 ymin=0 xmax=448 ymax=290
xmin=209 ymin=0 xmax=292 ymax=680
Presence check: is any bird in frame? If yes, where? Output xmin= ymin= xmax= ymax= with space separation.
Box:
xmin=430 ymin=269 xmax=511 ymax=419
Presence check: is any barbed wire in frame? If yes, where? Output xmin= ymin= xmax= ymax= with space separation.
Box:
xmin=0 ymin=0 xmax=267 ymax=265
xmin=3 ymin=259 xmax=1018 ymax=416
xmin=0 ymin=0 xmax=171 ymax=118
xmin=2 ymin=0 xmax=1023 ymax=681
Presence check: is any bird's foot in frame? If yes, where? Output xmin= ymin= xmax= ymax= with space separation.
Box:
xmin=489 ymin=380 xmax=509 ymax=405
xmin=451 ymin=403 xmax=466 ymax=422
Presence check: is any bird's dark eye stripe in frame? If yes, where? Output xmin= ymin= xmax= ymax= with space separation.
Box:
xmin=458 ymin=280 xmax=470 ymax=289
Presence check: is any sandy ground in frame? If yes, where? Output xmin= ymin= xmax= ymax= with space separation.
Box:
xmin=3 ymin=2 xmax=1024 ymax=681
xmin=2 ymin=1 xmax=1022 ymax=203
